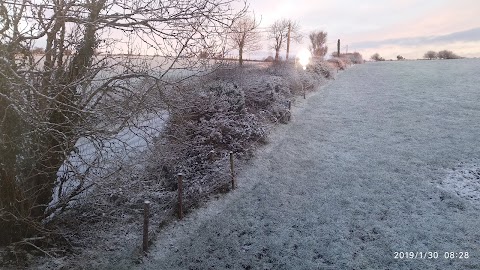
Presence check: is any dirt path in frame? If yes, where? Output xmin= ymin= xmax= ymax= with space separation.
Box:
xmin=140 ymin=60 xmax=480 ymax=269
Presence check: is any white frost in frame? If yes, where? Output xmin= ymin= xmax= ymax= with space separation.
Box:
xmin=440 ymin=162 xmax=480 ymax=206
xmin=139 ymin=59 xmax=480 ymax=270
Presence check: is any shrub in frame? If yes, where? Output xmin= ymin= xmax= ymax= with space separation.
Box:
xmin=327 ymin=57 xmax=347 ymax=71
xmin=424 ymin=51 xmax=437 ymax=60
xmin=370 ymin=53 xmax=385 ymax=61
xmin=144 ymin=61 xmax=333 ymax=211
xmin=303 ymin=59 xmax=333 ymax=79
xmin=149 ymin=79 xmax=267 ymax=186
xmin=437 ymin=50 xmax=461 ymax=59
xmin=144 ymin=70 xmax=297 ymax=208
xmin=349 ymin=52 xmax=364 ymax=64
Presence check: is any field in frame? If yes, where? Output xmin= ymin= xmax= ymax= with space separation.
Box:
xmin=138 ymin=59 xmax=480 ymax=269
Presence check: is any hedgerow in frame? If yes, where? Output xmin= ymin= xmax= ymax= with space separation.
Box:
xmin=8 ymin=61 xmax=339 ymax=269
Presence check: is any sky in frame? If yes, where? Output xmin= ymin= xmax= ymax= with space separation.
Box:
xmin=247 ymin=0 xmax=480 ymax=60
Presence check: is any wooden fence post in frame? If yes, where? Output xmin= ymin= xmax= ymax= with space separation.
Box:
xmin=143 ymin=200 xmax=150 ymax=254
xmin=208 ymin=150 xmax=215 ymax=162
xmin=287 ymin=100 xmax=292 ymax=121
xmin=177 ymin=173 xmax=183 ymax=220
xmin=229 ymin=151 xmax=235 ymax=189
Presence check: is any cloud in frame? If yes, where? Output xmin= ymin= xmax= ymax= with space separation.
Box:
xmin=351 ymin=27 xmax=480 ymax=49
xmin=435 ymin=28 xmax=480 ymax=43
xmin=357 ymin=41 xmax=480 ymax=60
xmin=247 ymin=0 xmax=480 ymax=59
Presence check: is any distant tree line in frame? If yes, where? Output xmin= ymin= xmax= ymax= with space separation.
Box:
xmin=371 ymin=53 xmax=403 ymax=61
xmin=370 ymin=50 xmax=463 ymax=62
xmin=424 ymin=50 xmax=462 ymax=60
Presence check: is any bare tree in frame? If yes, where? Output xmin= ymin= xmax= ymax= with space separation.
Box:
xmin=309 ymin=30 xmax=328 ymax=59
xmin=424 ymin=51 xmax=438 ymax=60
xmin=268 ymin=19 xmax=301 ymax=62
xmin=0 ymin=0 xmax=246 ymax=245
xmin=285 ymin=20 xmax=302 ymax=60
xmin=437 ymin=50 xmax=460 ymax=59
xmin=370 ymin=53 xmax=385 ymax=61
xmin=228 ymin=16 xmax=261 ymax=66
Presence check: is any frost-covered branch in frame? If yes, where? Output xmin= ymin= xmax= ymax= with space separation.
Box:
xmin=0 ymin=0 xmax=247 ymax=246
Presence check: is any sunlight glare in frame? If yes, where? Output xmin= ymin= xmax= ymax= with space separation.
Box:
xmin=297 ymin=49 xmax=311 ymax=70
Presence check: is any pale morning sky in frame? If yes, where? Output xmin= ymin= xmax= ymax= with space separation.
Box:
xmin=248 ymin=0 xmax=480 ymax=60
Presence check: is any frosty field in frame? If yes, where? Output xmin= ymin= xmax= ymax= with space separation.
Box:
xmin=139 ymin=59 xmax=480 ymax=269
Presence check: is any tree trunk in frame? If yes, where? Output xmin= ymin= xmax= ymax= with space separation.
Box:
xmin=0 ymin=0 xmax=103 ymax=245
xmin=286 ymin=22 xmax=291 ymax=60
xmin=0 ymin=105 xmax=29 ymax=245
xmin=28 ymin=137 xmax=65 ymax=219
xmin=275 ymin=49 xmax=280 ymax=62
xmin=0 ymin=67 xmax=35 ymax=245
xmin=239 ymin=46 xmax=243 ymax=66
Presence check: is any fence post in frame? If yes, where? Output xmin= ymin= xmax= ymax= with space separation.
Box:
xmin=208 ymin=150 xmax=215 ymax=162
xmin=229 ymin=151 xmax=235 ymax=189
xmin=286 ymin=100 xmax=292 ymax=122
xmin=177 ymin=173 xmax=183 ymax=220
xmin=143 ymin=200 xmax=150 ymax=254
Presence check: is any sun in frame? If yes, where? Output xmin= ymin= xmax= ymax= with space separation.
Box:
xmin=297 ymin=49 xmax=311 ymax=70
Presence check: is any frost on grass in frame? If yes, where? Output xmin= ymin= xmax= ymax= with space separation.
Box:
xmin=140 ymin=59 xmax=480 ymax=270
xmin=439 ymin=161 xmax=480 ymax=207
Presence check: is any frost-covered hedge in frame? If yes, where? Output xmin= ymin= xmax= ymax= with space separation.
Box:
xmin=146 ymin=79 xmax=268 ymax=204
xmin=23 ymin=61 xmax=336 ymax=269
xmin=145 ymin=62 xmax=332 ymax=210
xmin=327 ymin=52 xmax=364 ymax=70
xmin=345 ymin=52 xmax=364 ymax=64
